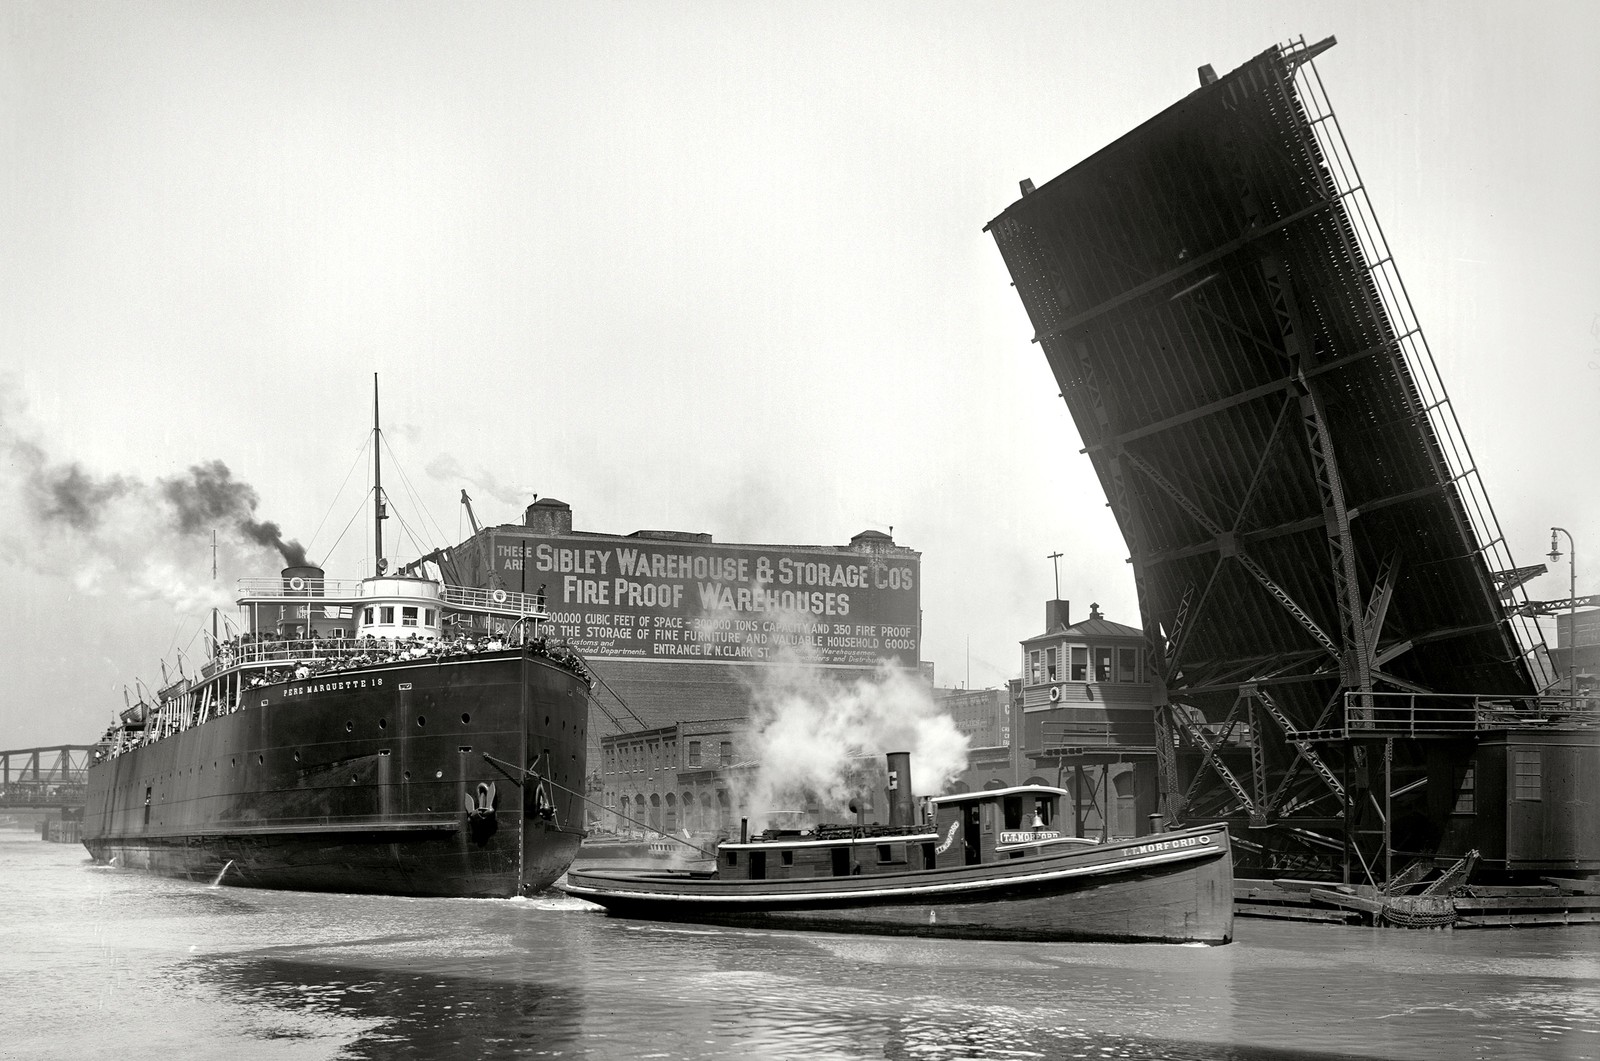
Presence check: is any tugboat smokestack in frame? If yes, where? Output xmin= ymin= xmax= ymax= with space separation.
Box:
xmin=886 ymin=752 xmax=914 ymax=827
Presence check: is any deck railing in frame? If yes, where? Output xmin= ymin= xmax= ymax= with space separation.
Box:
xmin=1283 ymin=691 xmax=1599 ymax=740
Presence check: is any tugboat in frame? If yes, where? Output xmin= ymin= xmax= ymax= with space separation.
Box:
xmin=563 ymin=753 xmax=1233 ymax=944
xmin=82 ymin=381 xmax=592 ymax=897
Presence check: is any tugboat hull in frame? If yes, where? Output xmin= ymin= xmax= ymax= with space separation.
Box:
xmin=564 ymin=824 xmax=1233 ymax=944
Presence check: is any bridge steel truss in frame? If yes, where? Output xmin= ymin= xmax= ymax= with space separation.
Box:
xmin=986 ymin=38 xmax=1552 ymax=880
xmin=0 ymin=745 xmax=92 ymax=809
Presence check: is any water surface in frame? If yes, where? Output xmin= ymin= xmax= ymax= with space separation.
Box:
xmin=3 ymin=830 xmax=1596 ymax=1059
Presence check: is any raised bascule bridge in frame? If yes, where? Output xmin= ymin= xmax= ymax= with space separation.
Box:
xmin=986 ymin=37 xmax=1597 ymax=925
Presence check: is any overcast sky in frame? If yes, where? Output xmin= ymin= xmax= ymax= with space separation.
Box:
xmin=3 ymin=1 xmax=1597 ymax=751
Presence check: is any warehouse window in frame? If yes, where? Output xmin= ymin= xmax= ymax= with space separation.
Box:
xmin=1513 ymin=750 xmax=1541 ymax=801
xmin=687 ymin=741 xmax=701 ymax=767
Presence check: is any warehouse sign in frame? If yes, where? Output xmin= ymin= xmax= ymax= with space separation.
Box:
xmin=491 ymin=532 xmax=920 ymax=667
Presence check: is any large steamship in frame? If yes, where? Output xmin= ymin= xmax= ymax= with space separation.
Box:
xmin=83 ymin=385 xmax=592 ymax=897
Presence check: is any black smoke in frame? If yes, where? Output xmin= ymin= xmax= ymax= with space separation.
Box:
xmin=20 ymin=441 xmax=134 ymax=530
xmin=159 ymin=460 xmax=309 ymax=566
xmin=12 ymin=438 xmax=310 ymax=566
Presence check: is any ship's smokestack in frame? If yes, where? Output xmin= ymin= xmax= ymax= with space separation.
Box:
xmin=282 ymin=565 xmax=325 ymax=596
xmin=886 ymin=751 xmax=914 ymax=827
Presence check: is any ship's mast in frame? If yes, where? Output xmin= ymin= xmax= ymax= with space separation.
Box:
xmin=373 ymin=373 xmax=386 ymax=575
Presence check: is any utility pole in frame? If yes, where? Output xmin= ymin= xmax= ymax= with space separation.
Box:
xmin=1047 ymin=552 xmax=1064 ymax=599
xmin=1549 ymin=527 xmax=1577 ymax=696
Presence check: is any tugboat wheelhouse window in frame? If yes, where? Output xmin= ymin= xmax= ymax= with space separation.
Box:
xmin=402 ymin=607 xmax=418 ymax=627
xmin=380 ymin=606 xmax=394 ymax=624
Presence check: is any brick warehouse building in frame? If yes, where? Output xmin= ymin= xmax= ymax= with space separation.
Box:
xmin=410 ymin=499 xmax=922 ymax=824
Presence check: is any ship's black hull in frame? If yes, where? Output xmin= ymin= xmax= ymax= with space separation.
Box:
xmin=84 ymin=649 xmax=589 ymax=897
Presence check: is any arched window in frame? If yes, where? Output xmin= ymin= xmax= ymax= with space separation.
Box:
xmin=664 ymin=792 xmax=677 ymax=833
xmin=649 ymin=792 xmax=662 ymax=832
xmin=683 ymin=791 xmax=696 ymax=832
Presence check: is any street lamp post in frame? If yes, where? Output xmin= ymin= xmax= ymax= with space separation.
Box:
xmin=1549 ymin=527 xmax=1576 ymax=698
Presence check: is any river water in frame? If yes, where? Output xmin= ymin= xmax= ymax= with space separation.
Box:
xmin=2 ymin=828 xmax=1596 ymax=1061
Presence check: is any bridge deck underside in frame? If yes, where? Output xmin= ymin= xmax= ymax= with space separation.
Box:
xmin=987 ymin=44 xmax=1534 ymax=869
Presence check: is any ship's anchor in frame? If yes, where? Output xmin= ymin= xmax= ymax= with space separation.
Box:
xmin=479 ymin=753 xmax=561 ymax=829
xmin=464 ymin=780 xmax=499 ymax=845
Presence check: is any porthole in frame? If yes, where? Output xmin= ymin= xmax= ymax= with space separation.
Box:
xmin=378 ymin=718 xmax=387 ymax=730
xmin=417 ymin=716 xmax=427 ymax=728
xmin=293 ymin=752 xmax=300 ymax=763
xmin=434 ymin=770 xmax=443 ymax=779
xmin=461 ymin=713 xmax=470 ymax=725
xmin=230 ymin=758 xmax=236 ymax=767
xmin=257 ymin=755 xmax=264 ymax=765
xmin=544 ymin=715 xmax=550 ymax=727
xmin=346 ymin=721 xmax=354 ymax=733
xmin=403 ymin=771 xmax=411 ymax=781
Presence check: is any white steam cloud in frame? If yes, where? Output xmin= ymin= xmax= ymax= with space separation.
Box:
xmin=735 ymin=613 xmax=968 ymax=831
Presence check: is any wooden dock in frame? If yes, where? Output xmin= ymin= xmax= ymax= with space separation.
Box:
xmin=1236 ymin=877 xmax=1600 ymax=928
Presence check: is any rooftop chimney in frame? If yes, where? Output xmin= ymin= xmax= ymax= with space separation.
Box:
xmin=1045 ymin=599 xmax=1070 ymax=632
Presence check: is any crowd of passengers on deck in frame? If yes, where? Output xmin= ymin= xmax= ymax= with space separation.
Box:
xmin=205 ymin=629 xmax=588 ymax=686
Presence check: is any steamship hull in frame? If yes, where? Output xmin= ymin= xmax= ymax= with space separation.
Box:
xmin=563 ymin=824 xmax=1233 ymax=944
xmin=84 ymin=649 xmax=589 ymax=898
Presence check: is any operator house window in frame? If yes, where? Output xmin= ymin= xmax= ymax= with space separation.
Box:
xmin=1453 ymin=764 xmax=1476 ymax=815
xmin=402 ymin=606 xmax=418 ymax=627
xmin=1095 ymin=647 xmax=1113 ymax=682
xmin=1030 ymin=650 xmax=1042 ymax=685
xmin=1514 ymin=750 xmax=1541 ymax=801
xmin=1047 ymin=647 xmax=1058 ymax=681
xmin=1117 ymin=647 xmax=1138 ymax=683
xmin=1070 ymin=646 xmax=1088 ymax=682
xmin=380 ymin=606 xmax=395 ymax=625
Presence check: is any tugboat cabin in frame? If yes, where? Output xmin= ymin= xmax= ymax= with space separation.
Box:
xmin=718 ymin=784 xmax=1077 ymax=881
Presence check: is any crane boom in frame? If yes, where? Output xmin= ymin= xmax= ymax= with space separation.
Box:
xmin=461 ymin=490 xmax=482 ymax=535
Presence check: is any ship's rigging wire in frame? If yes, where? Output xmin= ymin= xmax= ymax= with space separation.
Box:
xmin=572 ymin=651 xmax=648 ymax=732
xmin=301 ymin=435 xmax=373 ymax=565
xmin=480 ymin=753 xmax=718 ymax=860
xmin=378 ymin=432 xmax=454 ymax=562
